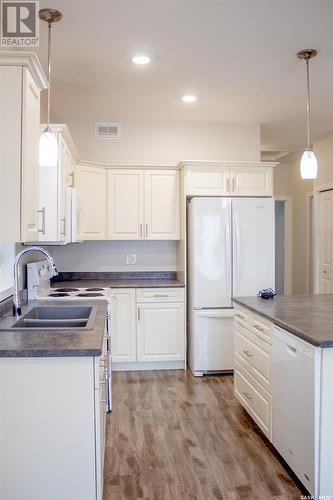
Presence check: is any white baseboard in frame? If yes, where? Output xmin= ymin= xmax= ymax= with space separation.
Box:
xmin=112 ymin=360 xmax=186 ymax=372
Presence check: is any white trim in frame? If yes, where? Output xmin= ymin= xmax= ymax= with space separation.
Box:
xmin=178 ymin=160 xmax=279 ymax=169
xmin=78 ymin=160 xmax=178 ymax=169
xmin=275 ymin=196 xmax=293 ymax=295
xmin=112 ymin=360 xmax=186 ymax=371
xmin=306 ymin=192 xmax=315 ymax=294
xmin=0 ymin=52 xmax=48 ymax=89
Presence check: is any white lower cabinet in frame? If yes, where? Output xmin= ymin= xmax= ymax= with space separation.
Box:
xmin=0 ymin=355 xmax=106 ymax=500
xmin=137 ymin=302 xmax=185 ymax=362
xmin=111 ymin=287 xmax=186 ymax=370
xmin=110 ymin=289 xmax=136 ymax=363
xmin=233 ymin=304 xmax=272 ymax=440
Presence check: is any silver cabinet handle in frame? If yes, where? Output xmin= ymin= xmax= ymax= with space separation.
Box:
xmin=60 ymin=217 xmax=66 ymax=236
xmin=153 ymin=294 xmax=169 ymax=298
xmin=138 ymin=307 xmax=140 ymax=321
xmin=243 ymin=350 xmax=254 ymax=357
xmin=69 ymin=172 xmax=75 ymax=187
xmin=242 ymin=391 xmax=253 ymax=401
xmin=145 ymin=224 xmax=148 ymax=237
xmin=232 ymin=177 xmax=236 ymax=192
xmin=38 ymin=207 xmax=46 ymax=235
xmin=140 ymin=224 xmax=143 ymax=238
xmin=235 ymin=313 xmax=246 ymax=320
xmin=253 ymin=324 xmax=265 ymax=332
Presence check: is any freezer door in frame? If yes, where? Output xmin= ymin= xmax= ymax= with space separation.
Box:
xmin=232 ymin=198 xmax=275 ymax=297
xmin=188 ymin=197 xmax=232 ymax=308
xmin=188 ymin=308 xmax=234 ymax=375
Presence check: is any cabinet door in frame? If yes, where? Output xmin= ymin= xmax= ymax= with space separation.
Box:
xmin=77 ymin=166 xmax=107 ymax=240
xmin=144 ymin=170 xmax=180 ymax=240
xmin=137 ymin=302 xmax=185 ymax=361
xmin=110 ymin=289 xmax=136 ymax=363
xmin=108 ymin=170 xmax=144 ymax=240
xmin=230 ymin=167 xmax=273 ymax=197
xmin=21 ymin=68 xmax=40 ymax=242
xmin=186 ymin=166 xmax=230 ymax=196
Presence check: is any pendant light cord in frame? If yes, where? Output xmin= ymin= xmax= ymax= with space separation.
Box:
xmin=46 ymin=20 xmax=52 ymax=130
xmin=306 ymin=57 xmax=311 ymax=149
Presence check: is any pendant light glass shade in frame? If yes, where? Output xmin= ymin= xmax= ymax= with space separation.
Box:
xmin=300 ymin=149 xmax=318 ymax=180
xmin=39 ymin=129 xmax=58 ymax=166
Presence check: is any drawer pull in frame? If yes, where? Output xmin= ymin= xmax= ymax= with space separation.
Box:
xmin=243 ymin=349 xmax=254 ymax=357
xmin=235 ymin=313 xmax=246 ymax=320
xmin=153 ymin=294 xmax=169 ymax=298
xmin=242 ymin=391 xmax=253 ymax=401
xmin=253 ymin=324 xmax=265 ymax=332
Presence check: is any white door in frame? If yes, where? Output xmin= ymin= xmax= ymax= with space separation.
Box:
xmin=187 ymin=197 xmax=232 ymax=308
xmin=188 ymin=309 xmax=234 ymax=375
xmin=230 ymin=167 xmax=273 ymax=197
xmin=110 ymin=289 xmax=136 ymax=363
xmin=108 ymin=170 xmax=144 ymax=239
xmin=232 ymin=198 xmax=275 ymax=297
xmin=77 ymin=166 xmax=107 ymax=240
xmin=319 ymin=190 xmax=333 ymax=293
xmin=144 ymin=170 xmax=180 ymax=240
xmin=186 ymin=166 xmax=230 ymax=196
xmin=21 ymin=68 xmax=40 ymax=242
xmin=137 ymin=302 xmax=185 ymax=361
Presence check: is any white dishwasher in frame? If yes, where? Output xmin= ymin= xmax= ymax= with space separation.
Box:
xmin=272 ymin=326 xmax=320 ymax=496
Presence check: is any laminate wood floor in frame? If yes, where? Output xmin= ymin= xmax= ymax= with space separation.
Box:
xmin=103 ymin=371 xmax=304 ymax=500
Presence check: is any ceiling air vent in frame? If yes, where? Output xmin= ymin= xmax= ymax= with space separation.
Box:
xmin=95 ymin=122 xmax=121 ymax=139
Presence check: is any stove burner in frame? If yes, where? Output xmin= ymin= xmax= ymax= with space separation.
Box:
xmin=85 ymin=287 xmax=104 ymax=292
xmin=54 ymin=288 xmax=80 ymax=292
xmin=48 ymin=293 xmax=70 ymax=297
xmin=77 ymin=292 xmax=104 ymax=297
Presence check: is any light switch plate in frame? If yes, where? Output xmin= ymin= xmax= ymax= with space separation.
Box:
xmin=126 ymin=254 xmax=136 ymax=265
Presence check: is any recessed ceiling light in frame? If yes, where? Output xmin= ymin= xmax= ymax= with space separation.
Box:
xmin=132 ymin=55 xmax=151 ymax=65
xmin=182 ymin=94 xmax=197 ymax=103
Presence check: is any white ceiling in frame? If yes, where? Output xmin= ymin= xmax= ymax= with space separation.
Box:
xmin=30 ymin=0 xmax=333 ymax=150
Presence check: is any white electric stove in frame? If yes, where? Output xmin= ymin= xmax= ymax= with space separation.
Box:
xmin=27 ymin=260 xmax=112 ymax=412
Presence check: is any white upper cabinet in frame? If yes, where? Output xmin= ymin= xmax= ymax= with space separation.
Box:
xmin=77 ymin=166 xmax=107 ymax=240
xmin=108 ymin=170 xmax=144 ymax=239
xmin=0 ymin=53 xmax=47 ymax=242
xmin=106 ymin=168 xmax=180 ymax=241
xmin=186 ymin=166 xmax=230 ymax=196
xmin=144 ymin=170 xmax=180 ymax=240
xmin=230 ymin=166 xmax=273 ymax=197
xmin=184 ymin=163 xmax=275 ymax=197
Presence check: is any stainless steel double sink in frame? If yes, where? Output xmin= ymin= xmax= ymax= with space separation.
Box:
xmin=0 ymin=306 xmax=97 ymax=331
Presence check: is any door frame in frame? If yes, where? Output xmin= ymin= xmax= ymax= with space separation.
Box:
xmin=313 ymin=182 xmax=333 ymax=294
xmin=275 ymin=196 xmax=293 ymax=295
xmin=306 ymin=192 xmax=315 ymax=294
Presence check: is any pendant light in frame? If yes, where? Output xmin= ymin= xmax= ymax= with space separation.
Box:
xmin=297 ymin=49 xmax=318 ymax=179
xmin=39 ymin=8 xmax=62 ymax=166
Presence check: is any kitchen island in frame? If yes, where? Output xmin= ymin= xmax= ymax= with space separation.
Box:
xmin=0 ymin=299 xmax=109 ymax=500
xmin=233 ymin=295 xmax=333 ymax=499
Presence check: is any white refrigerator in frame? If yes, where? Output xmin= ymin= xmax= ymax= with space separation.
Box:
xmin=188 ymin=197 xmax=275 ymax=376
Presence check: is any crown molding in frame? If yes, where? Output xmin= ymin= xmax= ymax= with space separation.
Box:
xmin=0 ymin=51 xmax=48 ymax=89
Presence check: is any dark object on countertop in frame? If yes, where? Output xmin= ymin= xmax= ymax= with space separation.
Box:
xmin=258 ymin=288 xmax=276 ymax=299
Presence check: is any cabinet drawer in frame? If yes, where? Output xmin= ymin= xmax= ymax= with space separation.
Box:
xmin=234 ymin=361 xmax=272 ymax=440
xmin=250 ymin=314 xmax=272 ymax=344
xmin=136 ymin=288 xmax=184 ymax=303
xmin=234 ymin=323 xmax=271 ymax=392
xmin=234 ymin=305 xmax=252 ymax=330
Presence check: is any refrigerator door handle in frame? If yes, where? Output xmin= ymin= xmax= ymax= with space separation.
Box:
xmin=234 ymin=210 xmax=241 ymax=294
xmin=225 ymin=218 xmax=231 ymax=294
xmin=197 ymin=310 xmax=234 ymax=318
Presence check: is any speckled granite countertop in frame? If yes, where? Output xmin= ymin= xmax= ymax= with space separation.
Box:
xmin=233 ymin=294 xmax=333 ymax=347
xmin=0 ymin=299 xmax=108 ymax=357
xmin=51 ymin=271 xmax=185 ymax=289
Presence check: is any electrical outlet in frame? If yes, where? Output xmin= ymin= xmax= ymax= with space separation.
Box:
xmin=126 ymin=254 xmax=136 ymax=265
